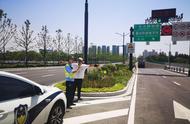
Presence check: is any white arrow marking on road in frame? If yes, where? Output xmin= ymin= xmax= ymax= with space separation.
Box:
xmin=173 ymin=100 xmax=190 ymax=122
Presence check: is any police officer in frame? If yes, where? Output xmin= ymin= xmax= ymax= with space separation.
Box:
xmin=64 ymin=57 xmax=79 ymax=109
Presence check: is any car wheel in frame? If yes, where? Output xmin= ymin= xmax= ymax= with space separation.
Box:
xmin=47 ymin=102 xmax=65 ymax=124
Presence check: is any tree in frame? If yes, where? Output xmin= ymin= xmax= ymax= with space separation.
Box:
xmin=37 ymin=25 xmax=51 ymax=65
xmin=52 ymin=29 xmax=65 ymax=61
xmin=64 ymin=33 xmax=74 ymax=58
xmin=53 ymin=29 xmax=64 ymax=52
xmin=14 ymin=20 xmax=35 ymax=67
xmin=0 ymin=9 xmax=17 ymax=62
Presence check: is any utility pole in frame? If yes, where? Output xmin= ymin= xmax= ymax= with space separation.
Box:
xmin=84 ymin=0 xmax=88 ymax=64
xmin=129 ymin=27 xmax=134 ymax=71
xmin=122 ymin=33 xmax=125 ymax=64
xmin=115 ymin=32 xmax=129 ymax=64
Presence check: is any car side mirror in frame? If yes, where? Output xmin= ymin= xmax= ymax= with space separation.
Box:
xmin=34 ymin=86 xmax=43 ymax=95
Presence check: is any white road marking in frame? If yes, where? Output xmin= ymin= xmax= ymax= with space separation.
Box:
xmin=41 ymin=74 xmax=55 ymax=77
xmin=14 ymin=72 xmax=27 ymax=75
xmin=128 ymin=67 xmax=138 ymax=124
xmin=73 ymin=96 xmax=131 ymax=107
xmin=47 ymin=69 xmax=56 ymax=72
xmin=63 ymin=108 xmax=129 ymax=124
xmin=173 ymin=100 xmax=190 ymax=122
xmin=172 ymin=81 xmax=181 ymax=86
xmin=162 ymin=76 xmax=167 ymax=79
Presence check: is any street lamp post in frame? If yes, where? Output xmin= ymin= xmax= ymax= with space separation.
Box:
xmin=165 ymin=43 xmax=171 ymax=69
xmin=84 ymin=0 xmax=88 ymax=64
xmin=115 ymin=32 xmax=129 ymax=64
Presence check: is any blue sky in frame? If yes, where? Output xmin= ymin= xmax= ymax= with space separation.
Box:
xmin=0 ymin=0 xmax=190 ymax=56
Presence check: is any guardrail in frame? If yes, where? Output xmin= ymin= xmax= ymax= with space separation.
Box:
xmin=164 ymin=65 xmax=190 ymax=76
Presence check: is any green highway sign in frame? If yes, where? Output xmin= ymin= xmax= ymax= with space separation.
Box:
xmin=134 ymin=24 xmax=161 ymax=42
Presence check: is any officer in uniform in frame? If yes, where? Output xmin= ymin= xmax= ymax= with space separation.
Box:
xmin=64 ymin=57 xmax=79 ymax=109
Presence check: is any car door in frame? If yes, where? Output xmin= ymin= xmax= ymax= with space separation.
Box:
xmin=0 ymin=75 xmax=45 ymax=124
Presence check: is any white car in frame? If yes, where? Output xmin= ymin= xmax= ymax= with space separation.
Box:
xmin=0 ymin=71 xmax=67 ymax=124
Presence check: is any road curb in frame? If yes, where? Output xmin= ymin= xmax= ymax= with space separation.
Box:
xmin=81 ymin=73 xmax=135 ymax=97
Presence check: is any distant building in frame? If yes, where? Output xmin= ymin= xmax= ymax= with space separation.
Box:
xmin=123 ymin=45 xmax=128 ymax=55
xmin=89 ymin=45 xmax=97 ymax=55
xmin=112 ymin=45 xmax=117 ymax=55
xmin=92 ymin=45 xmax=97 ymax=55
xmin=143 ymin=49 xmax=158 ymax=58
xmin=112 ymin=45 xmax=119 ymax=55
xmin=102 ymin=45 xmax=107 ymax=54
xmin=106 ymin=46 xmax=110 ymax=54
xmin=97 ymin=46 xmax=101 ymax=54
xmin=117 ymin=46 xmax=120 ymax=55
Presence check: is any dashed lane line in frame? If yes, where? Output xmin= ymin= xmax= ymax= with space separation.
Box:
xmin=63 ymin=108 xmax=129 ymax=124
xmin=162 ymin=76 xmax=167 ymax=79
xmin=14 ymin=72 xmax=27 ymax=75
xmin=41 ymin=74 xmax=55 ymax=77
xmin=172 ymin=81 xmax=181 ymax=86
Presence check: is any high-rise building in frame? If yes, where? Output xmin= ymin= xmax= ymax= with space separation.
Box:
xmin=102 ymin=45 xmax=107 ymax=54
xmin=97 ymin=46 xmax=101 ymax=54
xmin=117 ymin=46 xmax=120 ymax=55
xmin=124 ymin=45 xmax=128 ymax=55
xmin=89 ymin=45 xmax=96 ymax=55
xmin=112 ymin=45 xmax=119 ymax=55
xmin=106 ymin=46 xmax=110 ymax=54
xmin=91 ymin=45 xmax=97 ymax=55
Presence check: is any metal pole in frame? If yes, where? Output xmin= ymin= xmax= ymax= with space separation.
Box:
xmin=123 ymin=33 xmax=125 ymax=64
xmin=129 ymin=27 xmax=133 ymax=71
xmin=84 ymin=0 xmax=88 ymax=64
xmin=188 ymin=41 xmax=190 ymax=76
xmin=169 ymin=43 xmax=171 ymax=68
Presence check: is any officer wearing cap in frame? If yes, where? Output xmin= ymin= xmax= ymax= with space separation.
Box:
xmin=73 ymin=57 xmax=89 ymax=101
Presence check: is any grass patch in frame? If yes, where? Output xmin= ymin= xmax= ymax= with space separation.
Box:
xmin=55 ymin=82 xmax=125 ymax=92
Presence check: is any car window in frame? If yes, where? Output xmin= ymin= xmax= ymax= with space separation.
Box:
xmin=0 ymin=76 xmax=36 ymax=102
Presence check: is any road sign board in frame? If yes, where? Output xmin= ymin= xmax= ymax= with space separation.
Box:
xmin=172 ymin=22 xmax=190 ymax=41
xmin=161 ymin=25 xmax=172 ymax=36
xmin=152 ymin=8 xmax=176 ymax=23
xmin=127 ymin=43 xmax=135 ymax=53
xmin=134 ymin=24 xmax=161 ymax=42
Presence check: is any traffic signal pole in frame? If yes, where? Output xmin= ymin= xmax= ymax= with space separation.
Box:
xmin=129 ymin=27 xmax=134 ymax=71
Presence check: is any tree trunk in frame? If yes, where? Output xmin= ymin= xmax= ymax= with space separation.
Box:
xmin=25 ymin=47 xmax=28 ymax=67
xmin=2 ymin=44 xmax=6 ymax=64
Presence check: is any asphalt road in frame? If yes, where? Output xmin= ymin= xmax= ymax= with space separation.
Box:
xmin=135 ymin=68 xmax=190 ymax=124
xmin=1 ymin=66 xmax=66 ymax=85
xmin=1 ymin=66 xmax=190 ymax=123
